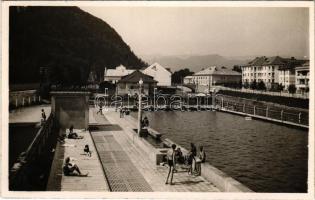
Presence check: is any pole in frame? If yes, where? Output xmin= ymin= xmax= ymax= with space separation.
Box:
xmin=137 ymin=80 xmax=143 ymax=136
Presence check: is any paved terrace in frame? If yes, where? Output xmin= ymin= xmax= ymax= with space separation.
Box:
xmin=9 ymin=105 xmax=51 ymax=123
xmin=47 ymin=107 xmax=220 ymax=192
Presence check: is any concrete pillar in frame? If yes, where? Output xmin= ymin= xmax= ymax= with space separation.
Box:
xmin=281 ymin=110 xmax=283 ymax=121
xmin=50 ymin=91 xmax=90 ymax=130
xmin=266 ymin=106 xmax=269 ymax=118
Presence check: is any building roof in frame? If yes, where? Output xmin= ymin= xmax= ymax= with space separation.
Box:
xmin=245 ymin=56 xmax=308 ymax=69
xmin=143 ymin=62 xmax=172 ymax=74
xmin=194 ymin=66 xmax=241 ymax=76
xmin=279 ymin=58 xmax=308 ymax=70
xmin=118 ymin=70 xmax=157 ymax=84
xmin=105 ymin=64 xmax=135 ymax=77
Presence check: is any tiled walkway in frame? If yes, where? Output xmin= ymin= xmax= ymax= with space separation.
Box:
xmin=91 ymin=131 xmax=153 ymax=192
xmin=95 ymin=109 xmax=220 ymax=192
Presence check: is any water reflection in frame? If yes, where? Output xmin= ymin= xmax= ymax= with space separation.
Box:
xmin=136 ymin=111 xmax=308 ymax=192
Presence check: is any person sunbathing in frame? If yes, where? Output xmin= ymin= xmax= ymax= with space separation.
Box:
xmin=68 ymin=125 xmax=84 ymax=139
xmin=63 ymin=157 xmax=88 ymax=176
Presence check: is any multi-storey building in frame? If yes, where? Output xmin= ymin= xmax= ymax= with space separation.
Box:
xmin=278 ymin=58 xmax=306 ymax=90
xmin=242 ymin=56 xmax=285 ymax=89
xmin=242 ymin=56 xmax=307 ymax=89
xmin=295 ymin=61 xmax=310 ymax=93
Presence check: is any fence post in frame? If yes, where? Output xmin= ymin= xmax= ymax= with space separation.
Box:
xmin=253 ymin=106 xmax=256 ymax=115
xmin=281 ymin=110 xmax=283 ymax=121
xmin=299 ymin=112 xmax=301 ymax=124
xmin=221 ymin=98 xmax=224 ymax=109
xmin=266 ymin=106 xmax=269 ymax=118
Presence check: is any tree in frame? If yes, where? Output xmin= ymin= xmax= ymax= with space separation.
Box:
xmin=288 ymin=85 xmax=297 ymax=94
xmin=243 ymin=81 xmax=249 ymax=89
xmin=250 ymin=80 xmax=257 ymax=90
xmin=232 ymin=65 xmax=242 ymax=73
xmin=171 ymin=68 xmax=194 ymax=84
xmin=257 ymin=81 xmax=266 ymax=91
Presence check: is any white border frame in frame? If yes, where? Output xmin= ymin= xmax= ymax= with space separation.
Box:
xmin=1 ymin=1 xmax=314 ymax=199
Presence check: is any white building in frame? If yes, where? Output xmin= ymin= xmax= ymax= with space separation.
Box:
xmin=295 ymin=61 xmax=310 ymax=93
xmin=278 ymin=58 xmax=307 ymax=90
xmin=242 ymin=56 xmax=286 ymax=89
xmin=189 ymin=66 xmax=241 ymax=93
xmin=183 ymin=76 xmax=193 ymax=84
xmin=142 ymin=63 xmax=172 ymax=86
xmin=104 ymin=65 xmax=135 ymax=83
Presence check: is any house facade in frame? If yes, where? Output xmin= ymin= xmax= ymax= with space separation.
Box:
xmin=104 ymin=65 xmax=135 ymax=83
xmin=142 ymin=63 xmax=172 ymax=86
xmin=188 ymin=66 xmax=241 ymax=93
xmin=117 ymin=70 xmax=157 ymax=96
xmin=295 ymin=61 xmax=310 ymax=93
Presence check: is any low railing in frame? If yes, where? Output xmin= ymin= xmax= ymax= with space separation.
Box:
xmin=215 ymin=97 xmax=308 ymax=127
xmin=9 ymin=114 xmax=56 ymax=190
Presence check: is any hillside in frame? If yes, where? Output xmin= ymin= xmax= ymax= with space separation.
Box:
xmin=9 ymin=6 xmax=147 ymax=85
xmin=141 ymin=54 xmax=249 ymax=72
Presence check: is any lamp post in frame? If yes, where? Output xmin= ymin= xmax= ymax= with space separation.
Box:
xmin=154 ymin=87 xmax=157 ymax=111
xmin=137 ymin=78 xmax=143 ymax=136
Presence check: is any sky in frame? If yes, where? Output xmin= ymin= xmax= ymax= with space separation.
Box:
xmin=81 ymin=6 xmax=309 ymax=58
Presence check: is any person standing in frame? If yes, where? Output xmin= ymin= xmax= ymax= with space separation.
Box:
xmin=165 ymin=144 xmax=177 ymax=185
xmin=199 ymin=146 xmax=206 ymax=163
xmin=41 ymin=109 xmax=46 ymax=121
xmin=188 ymin=143 xmax=197 ymax=175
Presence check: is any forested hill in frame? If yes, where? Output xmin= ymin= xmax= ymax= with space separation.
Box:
xmin=9 ymin=6 xmax=147 ymax=85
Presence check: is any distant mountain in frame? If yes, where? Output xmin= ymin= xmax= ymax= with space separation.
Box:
xmin=9 ymin=7 xmax=147 ymax=85
xmin=140 ymin=54 xmax=250 ymax=72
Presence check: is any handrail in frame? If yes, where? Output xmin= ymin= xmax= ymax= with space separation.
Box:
xmin=9 ymin=113 xmax=55 ymax=190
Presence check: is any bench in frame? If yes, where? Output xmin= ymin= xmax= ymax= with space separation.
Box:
xmin=148 ymin=128 xmax=162 ymax=139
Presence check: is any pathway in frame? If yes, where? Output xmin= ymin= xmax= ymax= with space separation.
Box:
xmin=93 ymin=109 xmax=220 ymax=192
xmin=9 ymin=105 xmax=51 ymax=123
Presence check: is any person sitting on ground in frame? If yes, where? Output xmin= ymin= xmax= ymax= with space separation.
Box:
xmin=165 ymin=144 xmax=177 ymax=185
xmin=176 ymin=147 xmax=185 ymax=165
xmin=199 ymin=146 xmax=206 ymax=163
xmin=84 ymin=144 xmax=92 ymax=157
xmin=68 ymin=125 xmax=84 ymax=139
xmin=63 ymin=157 xmax=88 ymax=176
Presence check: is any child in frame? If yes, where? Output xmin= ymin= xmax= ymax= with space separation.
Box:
xmin=84 ymin=145 xmax=92 ymax=157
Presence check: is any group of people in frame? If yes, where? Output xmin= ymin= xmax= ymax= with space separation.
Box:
xmin=62 ymin=125 xmax=92 ymax=176
xmin=119 ymin=106 xmax=130 ymax=118
xmin=165 ymin=143 xmax=206 ymax=185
